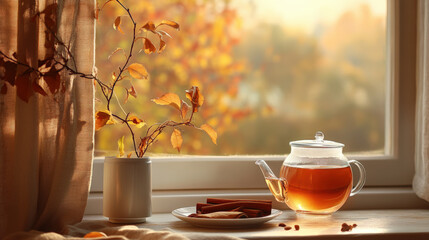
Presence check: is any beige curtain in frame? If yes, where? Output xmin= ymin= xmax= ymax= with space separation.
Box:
xmin=413 ymin=0 xmax=429 ymax=202
xmin=0 ymin=0 xmax=95 ymax=238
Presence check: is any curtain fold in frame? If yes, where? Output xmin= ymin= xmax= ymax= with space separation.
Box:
xmin=0 ymin=0 xmax=95 ymax=237
xmin=413 ymin=0 xmax=429 ymax=202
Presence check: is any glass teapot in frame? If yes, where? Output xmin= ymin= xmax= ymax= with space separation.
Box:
xmin=256 ymin=131 xmax=366 ymax=215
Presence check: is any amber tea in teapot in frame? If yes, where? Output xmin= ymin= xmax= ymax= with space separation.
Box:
xmin=257 ymin=132 xmax=366 ymax=215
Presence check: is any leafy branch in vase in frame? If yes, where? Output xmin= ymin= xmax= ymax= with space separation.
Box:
xmin=0 ymin=0 xmax=217 ymax=157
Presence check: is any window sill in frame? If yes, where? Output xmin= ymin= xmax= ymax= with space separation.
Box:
xmin=82 ymin=209 xmax=429 ymax=240
xmin=84 ymin=187 xmax=429 ymax=215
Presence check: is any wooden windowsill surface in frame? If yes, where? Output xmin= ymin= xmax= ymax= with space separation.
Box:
xmin=83 ymin=209 xmax=429 ymax=240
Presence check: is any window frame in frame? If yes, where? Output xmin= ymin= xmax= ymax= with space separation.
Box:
xmin=90 ymin=0 xmax=417 ymax=195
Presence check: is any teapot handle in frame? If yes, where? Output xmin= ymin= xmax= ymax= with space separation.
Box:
xmin=348 ymin=160 xmax=366 ymax=197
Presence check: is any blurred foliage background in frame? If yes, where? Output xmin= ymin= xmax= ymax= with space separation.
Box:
xmin=95 ymin=0 xmax=386 ymax=156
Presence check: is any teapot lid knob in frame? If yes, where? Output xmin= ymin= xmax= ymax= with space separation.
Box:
xmin=315 ymin=131 xmax=324 ymax=142
xmin=290 ymin=131 xmax=344 ymax=148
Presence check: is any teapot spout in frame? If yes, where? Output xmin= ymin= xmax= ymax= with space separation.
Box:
xmin=255 ymin=160 xmax=287 ymax=202
xmin=255 ymin=159 xmax=278 ymax=180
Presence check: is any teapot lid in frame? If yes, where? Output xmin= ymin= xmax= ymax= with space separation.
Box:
xmin=290 ymin=131 xmax=344 ymax=148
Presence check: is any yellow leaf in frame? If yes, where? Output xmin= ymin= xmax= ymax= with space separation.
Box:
xmin=185 ymin=86 xmax=204 ymax=113
xmin=158 ymin=20 xmax=180 ymax=31
xmin=200 ymin=124 xmax=217 ymax=145
xmin=141 ymin=21 xmax=156 ymax=32
xmin=128 ymin=63 xmax=148 ymax=79
xmin=128 ymin=115 xmax=146 ymax=128
xmin=95 ymin=110 xmax=114 ymax=131
xmin=113 ymin=16 xmax=124 ymax=34
xmin=118 ymin=136 xmax=125 ymax=157
xmin=156 ymin=30 xmax=172 ymax=39
xmin=171 ymin=129 xmax=183 ymax=152
xmin=124 ymin=86 xmax=137 ymax=103
xmin=127 ymin=152 xmax=132 ymax=158
xmin=143 ymin=38 xmax=156 ymax=54
xmin=181 ymin=100 xmax=190 ymax=120
xmin=108 ymin=48 xmax=125 ymax=60
xmin=152 ymin=93 xmax=181 ymax=111
xmin=159 ymin=40 xmax=166 ymax=53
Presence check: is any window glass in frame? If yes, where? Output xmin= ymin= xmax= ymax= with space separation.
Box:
xmin=95 ymin=0 xmax=387 ymax=156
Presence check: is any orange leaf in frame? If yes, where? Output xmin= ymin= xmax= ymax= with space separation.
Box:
xmin=171 ymin=129 xmax=183 ymax=153
xmin=152 ymin=93 xmax=181 ymax=111
xmin=181 ymin=100 xmax=190 ymax=120
xmin=143 ymin=38 xmax=156 ymax=54
xmin=128 ymin=115 xmax=146 ymax=128
xmin=200 ymin=124 xmax=217 ymax=145
xmin=127 ymin=152 xmax=132 ymax=158
xmin=95 ymin=110 xmax=113 ymax=131
xmin=158 ymin=20 xmax=180 ymax=31
xmin=141 ymin=21 xmax=156 ymax=32
xmin=159 ymin=40 xmax=166 ymax=53
xmin=113 ymin=16 xmax=124 ymax=34
xmin=185 ymin=86 xmax=204 ymax=113
xmin=128 ymin=63 xmax=148 ymax=79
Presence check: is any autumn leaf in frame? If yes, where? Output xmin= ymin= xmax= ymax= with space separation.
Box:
xmin=118 ymin=136 xmax=125 ymax=157
xmin=128 ymin=86 xmax=137 ymax=98
xmin=108 ymin=48 xmax=125 ymax=60
xmin=171 ymin=129 xmax=183 ymax=152
xmin=95 ymin=110 xmax=114 ymax=131
xmin=185 ymin=86 xmax=204 ymax=113
xmin=40 ymin=3 xmax=57 ymax=35
xmin=181 ymin=100 xmax=190 ymax=120
xmin=94 ymin=6 xmax=100 ymax=20
xmin=113 ymin=16 xmax=124 ymax=34
xmin=152 ymin=93 xmax=181 ymax=111
xmin=141 ymin=21 xmax=156 ymax=32
xmin=101 ymin=0 xmax=113 ymax=9
xmin=127 ymin=152 xmax=132 ymax=158
xmin=124 ymin=86 xmax=137 ymax=103
xmin=156 ymin=30 xmax=172 ymax=39
xmin=95 ymin=0 xmax=113 ymax=20
xmin=43 ymin=67 xmax=61 ymax=94
xmin=143 ymin=38 xmax=156 ymax=54
xmin=128 ymin=63 xmax=148 ymax=79
xmin=138 ymin=136 xmax=149 ymax=157
xmin=200 ymin=124 xmax=217 ymax=145
xmin=15 ymin=73 xmax=34 ymax=103
xmin=128 ymin=115 xmax=146 ymax=128
xmin=32 ymin=81 xmax=47 ymax=96
xmin=158 ymin=20 xmax=180 ymax=31
xmin=159 ymin=40 xmax=166 ymax=53
xmin=1 ymin=61 xmax=17 ymax=86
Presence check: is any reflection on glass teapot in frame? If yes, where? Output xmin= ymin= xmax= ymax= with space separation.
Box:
xmin=256 ymin=131 xmax=366 ymax=215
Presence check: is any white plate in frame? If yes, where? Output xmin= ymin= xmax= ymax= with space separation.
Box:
xmin=171 ymin=207 xmax=282 ymax=228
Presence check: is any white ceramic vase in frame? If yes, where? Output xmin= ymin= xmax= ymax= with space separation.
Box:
xmin=103 ymin=157 xmax=152 ymax=223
